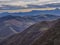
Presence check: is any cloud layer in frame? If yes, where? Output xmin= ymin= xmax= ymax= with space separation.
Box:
xmin=0 ymin=0 xmax=60 ymax=7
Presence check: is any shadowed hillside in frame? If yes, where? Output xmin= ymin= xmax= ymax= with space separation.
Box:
xmin=0 ymin=15 xmax=59 ymax=42
xmin=0 ymin=18 xmax=60 ymax=45
xmin=32 ymin=19 xmax=60 ymax=45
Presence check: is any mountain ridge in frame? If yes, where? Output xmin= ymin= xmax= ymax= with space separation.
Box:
xmin=0 ymin=18 xmax=60 ymax=45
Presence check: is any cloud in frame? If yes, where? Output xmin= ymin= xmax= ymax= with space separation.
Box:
xmin=0 ymin=0 xmax=60 ymax=7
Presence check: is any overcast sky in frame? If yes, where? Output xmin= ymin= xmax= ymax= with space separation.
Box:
xmin=0 ymin=0 xmax=60 ymax=7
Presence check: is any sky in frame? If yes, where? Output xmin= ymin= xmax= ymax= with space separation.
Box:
xmin=0 ymin=0 xmax=60 ymax=7
xmin=0 ymin=0 xmax=60 ymax=13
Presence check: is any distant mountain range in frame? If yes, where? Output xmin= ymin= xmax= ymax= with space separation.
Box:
xmin=0 ymin=18 xmax=60 ymax=45
xmin=0 ymin=14 xmax=59 ymax=43
xmin=0 ymin=8 xmax=60 ymax=17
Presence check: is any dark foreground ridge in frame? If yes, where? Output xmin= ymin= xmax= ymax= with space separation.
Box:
xmin=0 ymin=19 xmax=60 ymax=45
